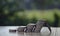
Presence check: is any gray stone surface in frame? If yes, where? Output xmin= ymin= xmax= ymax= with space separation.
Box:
xmin=55 ymin=27 xmax=60 ymax=36
xmin=0 ymin=26 xmax=59 ymax=36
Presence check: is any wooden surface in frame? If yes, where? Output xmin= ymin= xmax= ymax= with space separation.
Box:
xmin=0 ymin=26 xmax=60 ymax=36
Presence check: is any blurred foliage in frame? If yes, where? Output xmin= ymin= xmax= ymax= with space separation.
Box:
xmin=0 ymin=0 xmax=24 ymax=25
xmin=53 ymin=13 xmax=59 ymax=27
xmin=0 ymin=0 xmax=60 ymax=27
xmin=1 ymin=10 xmax=59 ymax=27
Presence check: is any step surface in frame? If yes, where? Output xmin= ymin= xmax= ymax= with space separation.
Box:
xmin=0 ymin=26 xmax=59 ymax=36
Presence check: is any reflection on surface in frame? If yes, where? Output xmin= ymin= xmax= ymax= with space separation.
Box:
xmin=0 ymin=26 xmax=54 ymax=36
xmin=24 ymin=32 xmax=51 ymax=36
xmin=17 ymin=32 xmax=51 ymax=36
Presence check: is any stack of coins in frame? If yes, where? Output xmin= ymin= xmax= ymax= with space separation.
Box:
xmin=17 ymin=26 xmax=26 ymax=32
xmin=9 ymin=29 xmax=17 ymax=32
xmin=34 ymin=19 xmax=47 ymax=32
xmin=26 ymin=23 xmax=36 ymax=32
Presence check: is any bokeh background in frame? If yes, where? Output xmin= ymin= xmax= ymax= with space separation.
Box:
xmin=0 ymin=0 xmax=60 ymax=27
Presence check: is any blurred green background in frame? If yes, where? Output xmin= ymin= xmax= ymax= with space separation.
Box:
xmin=0 ymin=0 xmax=60 ymax=27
